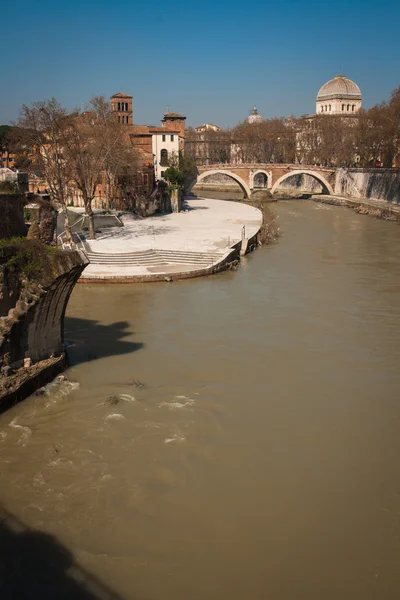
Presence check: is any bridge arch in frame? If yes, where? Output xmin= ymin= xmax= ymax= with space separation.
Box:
xmin=251 ymin=170 xmax=270 ymax=189
xmin=271 ymin=170 xmax=334 ymax=195
xmin=194 ymin=169 xmax=252 ymax=199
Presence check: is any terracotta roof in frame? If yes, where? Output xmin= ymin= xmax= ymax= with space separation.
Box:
xmin=130 ymin=125 xmax=151 ymax=135
xmin=149 ymin=127 xmax=180 ymax=134
xmin=111 ymin=92 xmax=133 ymax=98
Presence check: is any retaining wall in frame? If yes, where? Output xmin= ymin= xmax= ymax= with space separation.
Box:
xmin=336 ymin=169 xmax=400 ymax=204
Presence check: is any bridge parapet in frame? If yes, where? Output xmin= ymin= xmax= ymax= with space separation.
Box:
xmin=198 ymin=163 xmax=336 ymax=172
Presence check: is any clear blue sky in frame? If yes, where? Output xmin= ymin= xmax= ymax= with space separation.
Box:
xmin=2 ymin=0 xmax=399 ymax=128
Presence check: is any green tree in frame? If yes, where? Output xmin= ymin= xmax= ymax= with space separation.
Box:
xmin=163 ymin=167 xmax=184 ymax=186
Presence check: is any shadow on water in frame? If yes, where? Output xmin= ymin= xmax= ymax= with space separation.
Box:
xmin=64 ymin=317 xmax=143 ymax=367
xmin=0 ymin=506 xmax=130 ymax=600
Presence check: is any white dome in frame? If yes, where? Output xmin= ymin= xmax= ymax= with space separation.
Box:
xmin=247 ymin=106 xmax=263 ymax=124
xmin=317 ymin=75 xmax=362 ymax=100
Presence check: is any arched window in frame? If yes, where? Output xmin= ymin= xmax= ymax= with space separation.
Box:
xmin=118 ymin=102 xmax=121 ymax=111
xmin=321 ymin=106 xmax=324 ymax=113
xmin=325 ymin=105 xmax=327 ymax=111
xmin=118 ymin=116 xmax=120 ymax=123
xmin=352 ymin=105 xmax=355 ymax=112
xmin=126 ymin=115 xmax=129 ymax=124
xmin=329 ymin=105 xmax=331 ymax=111
xmin=342 ymin=104 xmax=345 ymax=111
xmin=160 ymin=149 xmax=168 ymax=165
xmin=347 ymin=104 xmax=350 ymax=111
xmin=125 ymin=102 xmax=128 ymax=111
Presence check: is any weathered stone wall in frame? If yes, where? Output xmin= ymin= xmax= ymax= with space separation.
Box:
xmin=0 ymin=195 xmax=27 ymax=239
xmin=193 ymin=172 xmax=241 ymax=193
xmin=140 ymin=180 xmax=171 ymax=216
xmin=276 ymin=174 xmax=323 ymax=193
xmin=0 ymin=249 xmax=88 ymax=368
xmin=201 ymin=173 xmax=240 ymax=185
xmin=25 ymin=198 xmax=57 ymax=245
xmin=0 ymin=249 xmax=88 ymax=407
xmin=336 ymin=169 xmax=400 ymax=204
xmin=171 ymin=188 xmax=183 ymax=212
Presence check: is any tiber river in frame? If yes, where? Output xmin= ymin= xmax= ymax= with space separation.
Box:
xmin=1 ymin=198 xmax=400 ymax=600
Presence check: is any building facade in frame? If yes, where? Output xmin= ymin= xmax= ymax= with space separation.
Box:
xmin=195 ymin=123 xmax=221 ymax=133
xmin=316 ymin=75 xmax=362 ymax=115
xmin=122 ymin=102 xmax=186 ymax=181
xmin=151 ymin=129 xmax=180 ymax=180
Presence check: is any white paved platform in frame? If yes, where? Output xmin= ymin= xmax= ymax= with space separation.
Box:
xmin=81 ymin=197 xmax=262 ymax=279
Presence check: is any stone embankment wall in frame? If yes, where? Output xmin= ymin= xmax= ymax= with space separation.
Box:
xmin=277 ymin=173 xmax=323 ymax=194
xmin=336 ymin=169 xmax=400 ymax=204
xmin=0 ymin=247 xmax=88 ymax=409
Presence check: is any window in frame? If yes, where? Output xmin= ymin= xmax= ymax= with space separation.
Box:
xmin=170 ymin=135 xmax=174 ymax=141
xmin=160 ymin=149 xmax=168 ymax=165
xmin=125 ymin=102 xmax=128 ymax=111
xmin=347 ymin=104 xmax=350 ymax=111
xmin=161 ymin=171 xmax=165 ymax=178
xmin=329 ymin=105 xmax=331 ymax=111
xmin=162 ymin=134 xmax=166 ymax=142
xmin=321 ymin=106 xmax=323 ymax=113
xmin=121 ymin=116 xmax=125 ymax=124
xmin=342 ymin=104 xmax=345 ymax=111
xmin=118 ymin=116 xmax=121 ymax=123
xmin=352 ymin=105 xmax=355 ymax=112
xmin=118 ymin=102 xmax=121 ymax=111
xmin=126 ymin=115 xmax=129 ymax=124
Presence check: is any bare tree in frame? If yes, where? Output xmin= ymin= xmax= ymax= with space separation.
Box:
xmin=88 ymin=96 xmax=136 ymax=210
xmin=64 ymin=110 xmax=105 ymax=239
xmin=16 ymin=99 xmax=74 ymax=242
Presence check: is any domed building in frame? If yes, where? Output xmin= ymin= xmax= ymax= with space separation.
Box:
xmin=247 ymin=106 xmax=263 ymax=124
xmin=316 ymin=75 xmax=362 ymax=115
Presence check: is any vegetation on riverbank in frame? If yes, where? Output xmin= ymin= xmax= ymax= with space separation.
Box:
xmin=242 ymin=198 xmax=280 ymax=245
xmin=0 ymin=238 xmax=60 ymax=281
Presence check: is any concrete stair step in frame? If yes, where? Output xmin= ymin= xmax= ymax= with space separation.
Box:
xmin=88 ymin=259 xmax=218 ymax=266
xmin=85 ymin=249 xmax=225 ymax=267
xmin=86 ymin=251 xmax=223 ymax=260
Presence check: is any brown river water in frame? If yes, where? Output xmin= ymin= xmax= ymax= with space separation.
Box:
xmin=1 ymin=200 xmax=400 ymax=600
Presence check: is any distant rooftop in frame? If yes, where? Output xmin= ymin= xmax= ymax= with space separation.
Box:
xmin=111 ymin=92 xmax=133 ymax=98
xmin=163 ymin=109 xmax=186 ymax=119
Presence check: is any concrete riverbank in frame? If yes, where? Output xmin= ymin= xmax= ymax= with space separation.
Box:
xmin=312 ymin=194 xmax=400 ymax=221
xmin=79 ymin=197 xmax=262 ymax=283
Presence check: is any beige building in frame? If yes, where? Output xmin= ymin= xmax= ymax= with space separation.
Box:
xmin=195 ymin=123 xmax=221 ymax=133
xmin=316 ymin=75 xmax=362 ymax=116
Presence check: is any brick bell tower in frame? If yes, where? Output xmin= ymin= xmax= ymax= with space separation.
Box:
xmin=110 ymin=92 xmax=133 ymax=125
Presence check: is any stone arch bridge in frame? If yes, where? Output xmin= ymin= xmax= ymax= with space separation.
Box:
xmin=190 ymin=164 xmax=337 ymax=198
